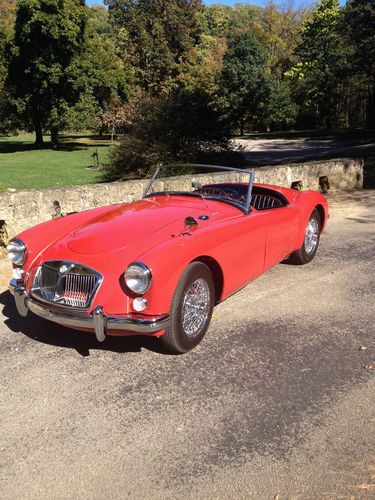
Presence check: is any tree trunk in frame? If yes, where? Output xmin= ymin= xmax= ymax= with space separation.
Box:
xmin=34 ymin=121 xmax=44 ymax=145
xmin=368 ymin=82 xmax=375 ymax=127
xmin=240 ymin=116 xmax=244 ymax=136
xmin=51 ymin=127 xmax=59 ymax=148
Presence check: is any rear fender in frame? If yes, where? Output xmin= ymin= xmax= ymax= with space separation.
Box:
xmin=294 ymin=191 xmax=328 ymax=249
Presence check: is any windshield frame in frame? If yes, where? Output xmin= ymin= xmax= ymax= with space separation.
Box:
xmin=142 ymin=163 xmax=255 ymax=214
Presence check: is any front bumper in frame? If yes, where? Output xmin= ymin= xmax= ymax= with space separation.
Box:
xmin=9 ymin=279 xmax=169 ymax=342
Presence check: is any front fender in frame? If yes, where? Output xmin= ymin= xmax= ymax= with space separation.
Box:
xmin=137 ymin=235 xmax=206 ymax=315
xmin=14 ymin=204 xmax=122 ymax=270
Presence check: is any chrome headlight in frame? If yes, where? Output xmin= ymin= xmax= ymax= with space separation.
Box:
xmin=6 ymin=238 xmax=27 ymax=265
xmin=124 ymin=262 xmax=152 ymax=294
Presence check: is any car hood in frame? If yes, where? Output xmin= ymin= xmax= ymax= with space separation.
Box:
xmin=65 ymin=196 xmax=215 ymax=255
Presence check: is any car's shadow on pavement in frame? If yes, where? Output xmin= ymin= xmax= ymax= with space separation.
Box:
xmin=0 ymin=290 xmax=169 ymax=357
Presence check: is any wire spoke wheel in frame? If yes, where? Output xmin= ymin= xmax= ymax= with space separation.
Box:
xmin=181 ymin=278 xmax=210 ymax=337
xmin=160 ymin=262 xmax=215 ymax=354
xmin=288 ymin=208 xmax=322 ymax=265
xmin=304 ymin=217 xmax=319 ymax=254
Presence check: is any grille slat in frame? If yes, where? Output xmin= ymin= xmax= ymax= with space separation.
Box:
xmin=250 ymin=194 xmax=282 ymax=210
xmin=31 ymin=261 xmax=101 ymax=309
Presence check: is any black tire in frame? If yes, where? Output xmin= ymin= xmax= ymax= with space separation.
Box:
xmin=160 ymin=262 xmax=215 ymax=354
xmin=288 ymin=208 xmax=321 ymax=265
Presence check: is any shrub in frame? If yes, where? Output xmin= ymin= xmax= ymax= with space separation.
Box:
xmin=102 ymin=89 xmax=235 ymax=181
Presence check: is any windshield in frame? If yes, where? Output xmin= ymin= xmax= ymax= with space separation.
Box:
xmin=142 ymin=164 xmax=255 ymax=214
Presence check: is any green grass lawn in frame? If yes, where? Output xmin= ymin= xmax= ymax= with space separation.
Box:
xmin=1 ymin=130 xmax=374 ymax=191
xmin=0 ymin=133 xmax=114 ymax=191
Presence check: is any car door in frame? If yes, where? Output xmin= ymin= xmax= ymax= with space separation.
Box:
xmin=260 ymin=205 xmax=300 ymax=270
xmin=207 ymin=211 xmax=266 ymax=298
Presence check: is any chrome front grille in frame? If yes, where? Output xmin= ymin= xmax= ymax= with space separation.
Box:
xmin=63 ymin=273 xmax=97 ymax=308
xmin=31 ymin=261 xmax=102 ymax=309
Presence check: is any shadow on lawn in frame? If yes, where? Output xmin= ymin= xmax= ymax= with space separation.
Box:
xmin=0 ymin=289 xmax=170 ymax=357
xmin=0 ymin=140 xmax=51 ymax=153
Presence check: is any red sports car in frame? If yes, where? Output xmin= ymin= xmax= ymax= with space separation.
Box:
xmin=8 ymin=164 xmax=328 ymax=353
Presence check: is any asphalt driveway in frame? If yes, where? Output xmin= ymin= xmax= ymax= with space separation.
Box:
xmin=236 ymin=137 xmax=375 ymax=165
xmin=0 ymin=191 xmax=374 ymax=499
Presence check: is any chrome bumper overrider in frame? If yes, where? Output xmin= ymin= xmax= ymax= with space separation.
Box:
xmin=9 ymin=279 xmax=169 ymax=342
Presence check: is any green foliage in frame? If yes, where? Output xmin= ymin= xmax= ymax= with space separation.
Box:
xmin=288 ymin=0 xmax=349 ymax=128
xmin=260 ymin=1 xmax=307 ymax=80
xmin=1 ymin=0 xmax=374 ymax=168
xmin=202 ymin=4 xmax=232 ymax=37
xmin=345 ymin=0 xmax=375 ymax=76
xmin=63 ymin=94 xmax=102 ymax=132
xmin=77 ymin=5 xmax=132 ymax=112
xmin=228 ymin=4 xmax=263 ymax=35
xmin=0 ymin=0 xmax=17 ymax=134
xmin=7 ymin=0 xmax=87 ymax=143
xmin=263 ymin=80 xmax=298 ymax=131
xmin=103 ymin=89 xmax=232 ymax=180
xmin=344 ymin=0 xmax=375 ymax=126
xmin=218 ymin=32 xmax=270 ymax=134
xmin=106 ymin=0 xmax=203 ymax=93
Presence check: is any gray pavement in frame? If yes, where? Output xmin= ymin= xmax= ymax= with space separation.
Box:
xmin=236 ymin=137 xmax=375 ymax=165
xmin=0 ymin=191 xmax=375 ymax=499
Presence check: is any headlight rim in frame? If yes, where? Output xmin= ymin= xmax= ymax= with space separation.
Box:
xmin=6 ymin=237 xmax=27 ymax=266
xmin=124 ymin=261 xmax=152 ymax=295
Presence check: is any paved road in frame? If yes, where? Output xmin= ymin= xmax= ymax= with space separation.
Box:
xmin=1 ymin=192 xmax=375 ymax=499
xmin=236 ymin=137 xmax=375 ymax=165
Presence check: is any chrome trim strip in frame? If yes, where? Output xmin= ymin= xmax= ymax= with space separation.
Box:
xmin=93 ymin=305 xmax=106 ymax=342
xmin=9 ymin=279 xmax=169 ymax=341
xmin=13 ymin=283 xmax=28 ymax=317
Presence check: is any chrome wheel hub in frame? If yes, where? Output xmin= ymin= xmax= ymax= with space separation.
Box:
xmin=181 ymin=278 xmax=210 ymax=337
xmin=304 ymin=218 xmax=319 ymax=254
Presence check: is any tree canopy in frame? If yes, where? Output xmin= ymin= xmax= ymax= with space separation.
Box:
xmin=105 ymin=0 xmax=203 ymax=93
xmin=219 ymin=32 xmax=269 ymax=135
xmin=0 ymin=0 xmax=374 ymax=164
xmin=7 ymin=0 xmax=87 ymax=144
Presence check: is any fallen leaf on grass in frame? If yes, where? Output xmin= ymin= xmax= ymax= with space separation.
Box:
xmin=359 ymin=345 xmax=368 ymax=351
xmin=364 ymin=364 xmax=375 ymax=371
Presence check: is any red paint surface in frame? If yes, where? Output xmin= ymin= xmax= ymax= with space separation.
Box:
xmin=15 ymin=183 xmax=328 ymax=335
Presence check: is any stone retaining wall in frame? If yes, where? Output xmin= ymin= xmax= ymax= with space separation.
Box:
xmin=0 ymin=157 xmax=363 ymax=245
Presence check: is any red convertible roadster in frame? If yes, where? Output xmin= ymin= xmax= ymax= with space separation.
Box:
xmin=8 ymin=164 xmax=328 ymax=353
